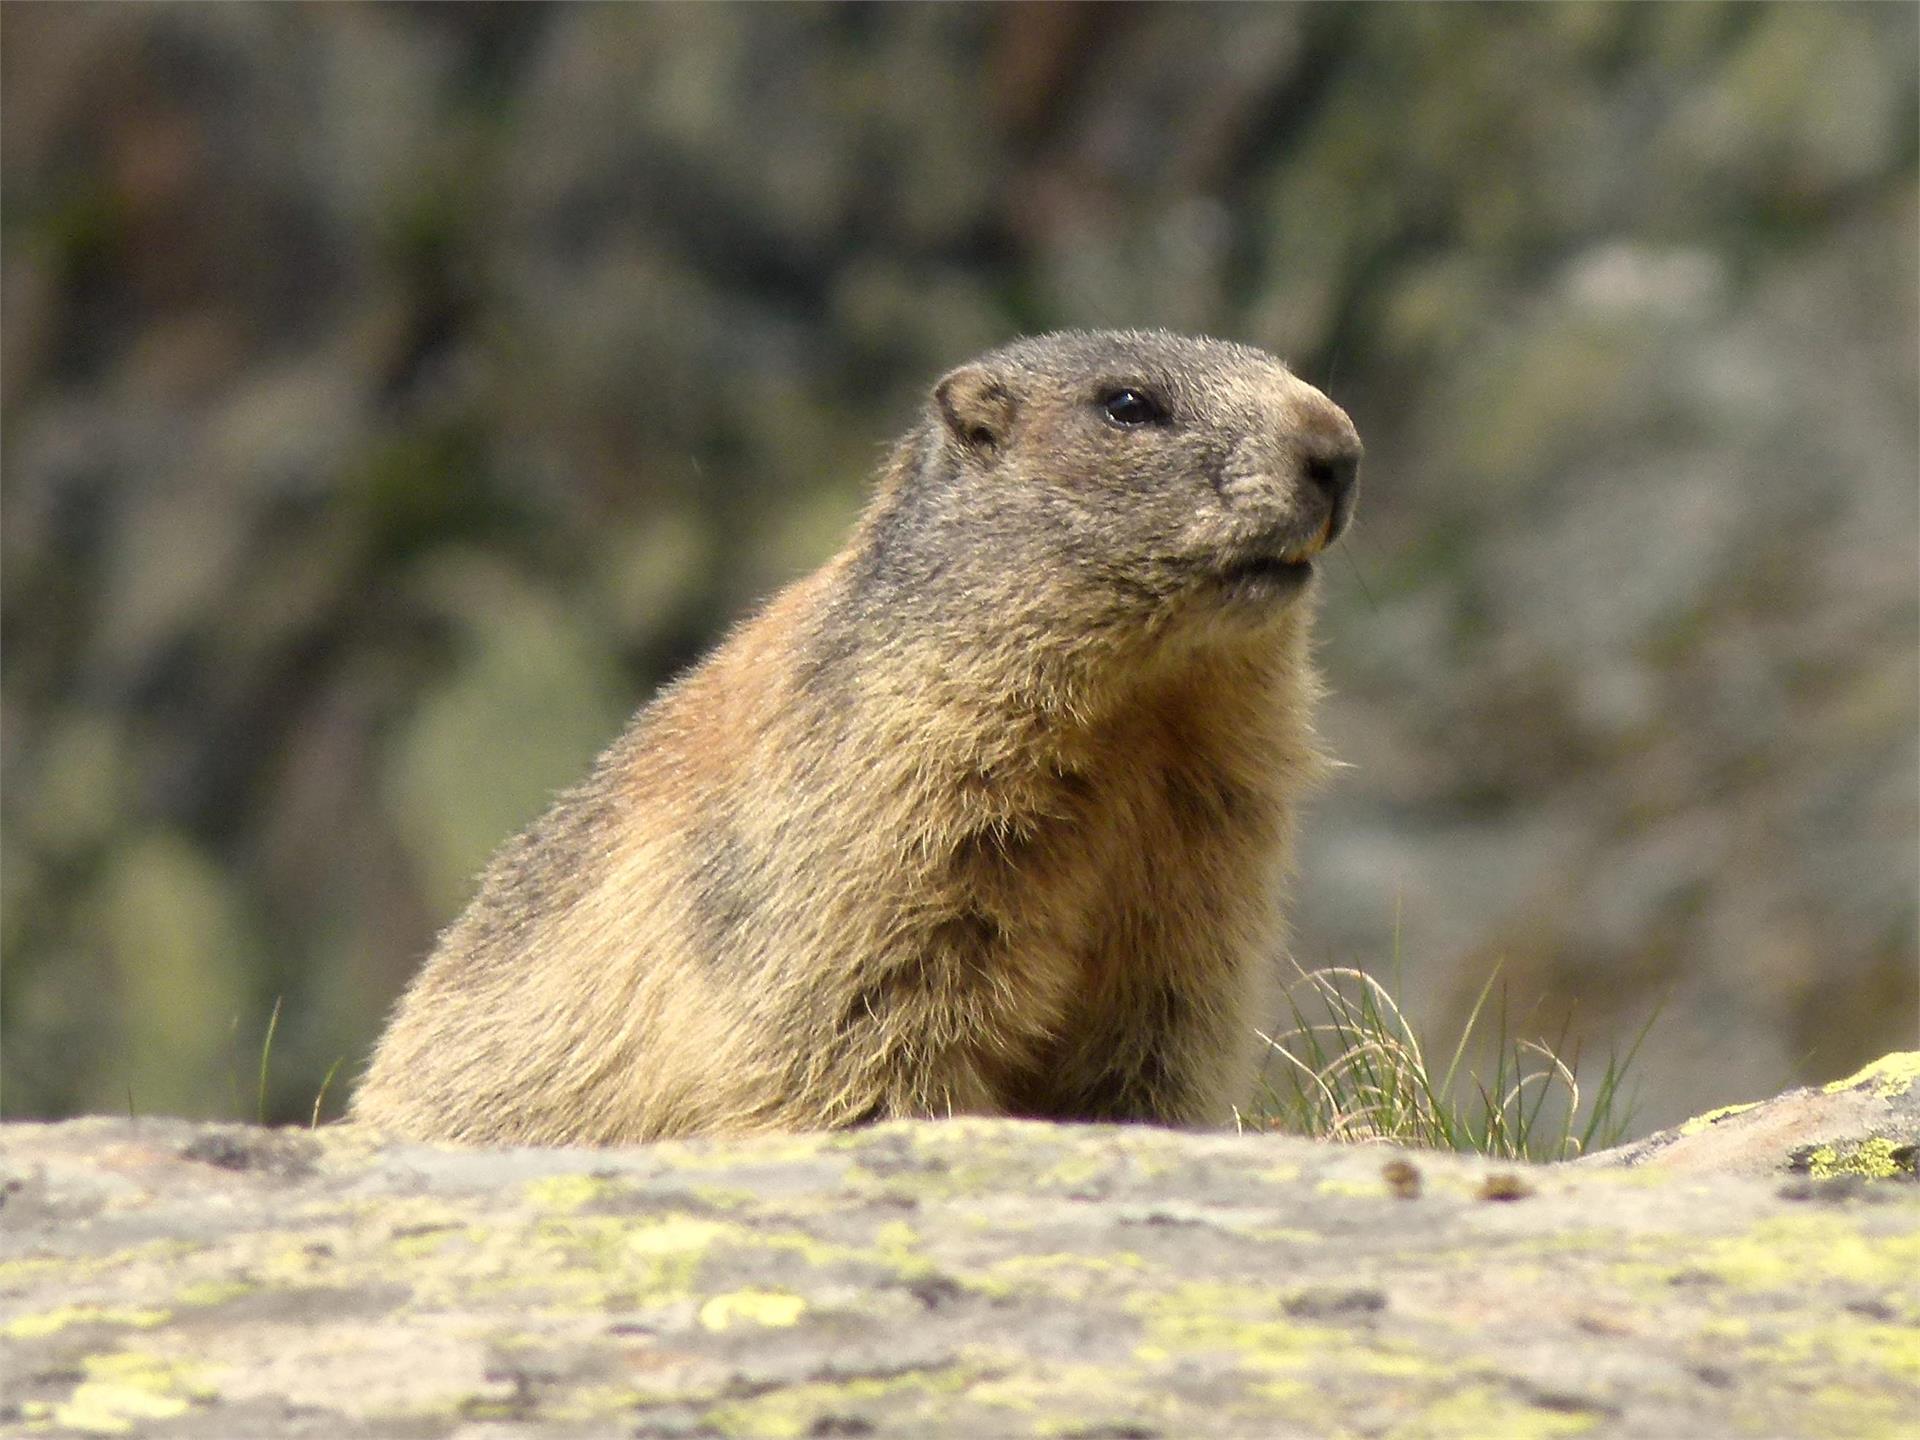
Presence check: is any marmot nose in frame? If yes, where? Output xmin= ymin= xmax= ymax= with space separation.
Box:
xmin=1301 ymin=439 xmax=1360 ymax=509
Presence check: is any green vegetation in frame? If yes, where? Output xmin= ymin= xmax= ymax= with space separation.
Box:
xmin=1251 ymin=961 xmax=1654 ymax=1162
xmin=216 ymin=997 xmax=346 ymax=1129
xmin=203 ymin=976 xmax=1645 ymax=1159
xmin=310 ymin=1057 xmax=348 ymax=1129
xmin=110 ymin=855 xmax=1652 ymax=1151
xmin=256 ymin=996 xmax=283 ymax=1126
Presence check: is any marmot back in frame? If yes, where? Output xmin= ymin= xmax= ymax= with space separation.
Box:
xmin=353 ymin=330 xmax=1361 ymax=1144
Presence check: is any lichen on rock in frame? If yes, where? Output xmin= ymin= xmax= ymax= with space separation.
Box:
xmin=3 ymin=1088 xmax=1917 ymax=1437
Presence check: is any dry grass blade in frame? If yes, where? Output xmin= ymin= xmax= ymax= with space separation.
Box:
xmin=1252 ymin=959 xmax=1648 ymax=1162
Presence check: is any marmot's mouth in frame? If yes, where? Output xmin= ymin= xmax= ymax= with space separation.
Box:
xmin=1212 ymin=512 xmax=1334 ymax=599
xmin=1215 ymin=553 xmax=1315 ymax=597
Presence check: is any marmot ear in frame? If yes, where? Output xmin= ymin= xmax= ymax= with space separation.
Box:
xmin=934 ymin=365 xmax=1017 ymax=458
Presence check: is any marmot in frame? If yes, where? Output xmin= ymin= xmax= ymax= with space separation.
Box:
xmin=353 ymin=330 xmax=1361 ymax=1144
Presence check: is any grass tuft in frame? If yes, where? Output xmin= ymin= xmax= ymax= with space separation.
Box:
xmin=1246 ymin=960 xmax=1655 ymax=1162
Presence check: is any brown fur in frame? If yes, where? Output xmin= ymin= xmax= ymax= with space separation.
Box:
xmin=352 ymin=330 xmax=1361 ymax=1143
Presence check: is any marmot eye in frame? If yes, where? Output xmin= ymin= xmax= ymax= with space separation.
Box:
xmin=1100 ymin=389 xmax=1164 ymax=427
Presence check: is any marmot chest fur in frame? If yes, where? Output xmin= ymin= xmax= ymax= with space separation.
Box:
xmin=353 ymin=329 xmax=1361 ymax=1144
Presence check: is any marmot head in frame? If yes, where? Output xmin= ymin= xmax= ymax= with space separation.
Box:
xmin=862 ymin=330 xmax=1360 ymax=652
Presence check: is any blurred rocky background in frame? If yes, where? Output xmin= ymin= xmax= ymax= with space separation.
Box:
xmin=3 ymin=2 xmax=1914 ymax=1134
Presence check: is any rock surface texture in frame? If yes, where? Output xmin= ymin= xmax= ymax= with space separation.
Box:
xmin=4 ymin=1063 xmax=1917 ymax=1439
xmin=1582 ymin=1051 xmax=1920 ymax=1182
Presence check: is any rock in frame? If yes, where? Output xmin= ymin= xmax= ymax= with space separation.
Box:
xmin=1582 ymin=1051 xmax=1920 ymax=1182
xmin=3 ymin=1103 xmax=1916 ymax=1437
xmin=4 ymin=0 xmax=1915 ymax=1157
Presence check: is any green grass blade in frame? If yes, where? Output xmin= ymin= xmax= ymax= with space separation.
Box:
xmin=311 ymin=1056 xmax=346 ymax=1129
xmin=256 ymin=996 xmax=283 ymax=1126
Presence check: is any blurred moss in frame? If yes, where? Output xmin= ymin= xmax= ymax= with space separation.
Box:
xmin=1375 ymin=255 xmax=1495 ymax=364
xmin=17 ymin=712 xmax=133 ymax=860
xmin=84 ymin=831 xmax=261 ymax=1119
xmin=1658 ymin=3 xmax=1917 ymax=242
xmin=380 ymin=168 xmax=477 ymax=285
xmin=342 ymin=419 xmax=506 ymax=564
xmin=0 ymin=830 xmax=46 ymax=988
xmin=590 ymin=508 xmax=717 ymax=648
xmin=23 ymin=181 xmax=123 ymax=279
xmin=384 ymin=553 xmax=631 ymax=915
xmin=1442 ymin=316 xmax=1649 ymax=498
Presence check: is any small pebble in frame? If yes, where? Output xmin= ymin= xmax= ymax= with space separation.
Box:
xmin=1477 ymin=1171 xmax=1535 ymax=1202
xmin=1381 ymin=1158 xmax=1422 ymax=1199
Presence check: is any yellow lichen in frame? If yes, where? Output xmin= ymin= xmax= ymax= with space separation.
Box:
xmin=1243 ymin=1227 xmax=1320 ymax=1246
xmin=4 ymin=1240 xmax=199 ymax=1290
xmin=523 ymin=1173 xmax=626 ymax=1212
xmin=983 ymin=1251 xmax=1147 ymax=1304
xmin=1757 ymin=1320 xmax=1920 ymax=1385
xmin=1354 ymin=1350 xmax=1446 ymax=1380
xmin=1691 ymin=1216 xmax=1920 ymax=1290
xmin=1800 ymin=1137 xmax=1913 ymax=1180
xmin=3 ymin=1305 xmax=170 ymax=1339
xmin=0 ymin=1257 xmax=65 ymax=1286
xmin=170 ymin=1279 xmax=257 ymax=1309
xmin=872 ymin=1219 xmax=920 ymax=1257
xmin=1041 ymin=1153 xmax=1109 ymax=1188
xmin=970 ymin=1363 xmax=1143 ymax=1420
xmin=386 ymin=1226 xmax=464 ymax=1261
xmin=620 ymin=1216 xmax=739 ymax=1257
xmin=1132 ymin=1282 xmax=1345 ymax=1367
xmin=1822 ymin=1052 xmax=1920 ymax=1100
xmin=1249 ymin=1378 xmax=1312 ymax=1404
xmin=1677 ymin=1100 xmax=1760 ymax=1136
xmin=698 ymin=1289 xmax=808 ymax=1330
xmin=420 ymin=1210 xmax=744 ymax=1315
xmin=1798 ymin=1385 xmax=1915 ymax=1440
xmin=1316 ymin=1176 xmax=1393 ymax=1199
xmin=45 ymin=1353 xmax=218 ymax=1436
xmin=1392 ymin=1383 xmax=1598 ymax=1439
xmin=690 ymin=1185 xmax=761 ymax=1208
